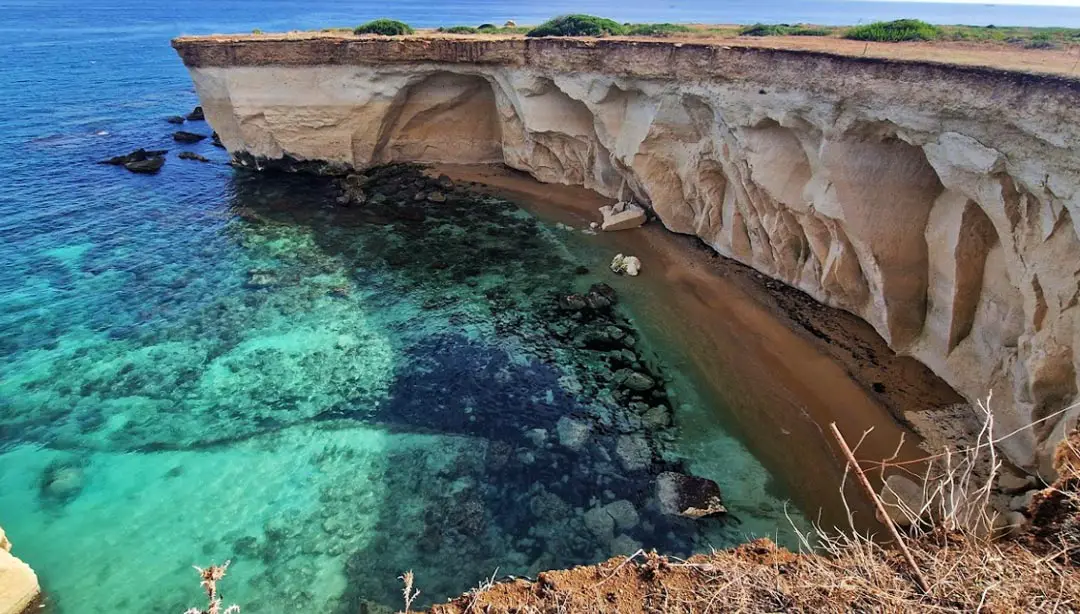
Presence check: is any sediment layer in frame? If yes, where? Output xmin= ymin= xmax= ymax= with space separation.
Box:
xmin=172 ymin=35 xmax=1080 ymax=474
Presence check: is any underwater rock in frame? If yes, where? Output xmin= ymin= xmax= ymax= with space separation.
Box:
xmin=643 ymin=405 xmax=672 ymax=429
xmin=599 ymin=201 xmax=646 ymax=231
xmin=604 ymin=499 xmax=639 ymax=530
xmin=173 ymin=130 xmax=208 ymax=143
xmin=615 ymin=434 xmax=651 ymax=471
xmin=436 ymin=174 xmax=455 ymax=189
xmin=656 ymin=472 xmax=727 ymax=519
xmin=586 ymin=283 xmax=618 ymax=309
xmin=39 ymin=460 xmax=85 ymax=504
xmin=178 ymin=151 xmax=209 ymax=162
xmin=245 ymin=269 xmax=278 ymax=289
xmin=583 ymin=505 xmax=615 ymax=541
xmin=427 ymin=191 xmax=447 ymax=203
xmin=617 ymin=369 xmax=655 ymax=392
xmin=557 ymin=293 xmax=587 ymax=312
xmin=556 ymin=417 xmax=591 ymax=451
xmin=524 ymin=428 xmax=548 ymax=447
xmin=186 ymin=105 xmax=205 ymax=120
xmin=165 ymin=115 xmax=186 ymax=124
xmin=610 ymin=253 xmax=642 ymax=276
xmin=609 ymin=533 xmax=643 ymax=556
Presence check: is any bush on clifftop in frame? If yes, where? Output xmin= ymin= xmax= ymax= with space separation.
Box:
xmin=354 ymin=19 xmax=414 ymax=36
xmin=844 ymin=19 xmax=941 ymax=42
xmin=739 ymin=23 xmax=832 ymax=37
xmin=439 ymin=25 xmax=480 ymax=34
xmin=526 ymin=15 xmax=627 ymax=37
xmin=625 ymin=23 xmax=692 ymax=36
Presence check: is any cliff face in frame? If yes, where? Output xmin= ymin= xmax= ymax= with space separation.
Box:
xmin=172 ymin=35 xmax=1080 ymax=474
xmin=0 ymin=526 xmax=39 ymax=614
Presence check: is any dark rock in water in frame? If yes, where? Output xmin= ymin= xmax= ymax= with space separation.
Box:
xmin=173 ymin=130 xmax=208 ymax=143
xmin=413 ymin=191 xmax=426 ymax=202
xmin=99 ymin=148 xmax=168 ymax=166
xmin=656 ymin=471 xmax=726 ymax=518
xmin=165 ymin=115 xmax=186 ymax=124
xmin=186 ymin=105 xmax=205 ymax=121
xmin=575 ymin=266 xmax=590 ymax=275
xmin=124 ymin=156 xmax=165 ymax=174
xmin=39 ymin=459 xmax=86 ymax=505
xmin=557 ymin=293 xmax=588 ymax=312
xmin=589 ymin=283 xmax=618 ymax=305
xmin=230 ymin=151 xmax=351 ymax=176
xmin=178 ymin=151 xmax=209 ymax=162
xmin=427 ymin=191 xmax=447 ymax=203
xmin=211 ymin=132 xmax=225 ymax=148
xmin=617 ymin=369 xmax=655 ymax=391
xmin=338 ymin=174 xmax=369 ymax=206
xmin=436 ymin=174 xmax=455 ymax=189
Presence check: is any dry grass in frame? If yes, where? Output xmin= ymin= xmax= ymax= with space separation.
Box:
xmin=428 ymin=398 xmax=1080 ymax=613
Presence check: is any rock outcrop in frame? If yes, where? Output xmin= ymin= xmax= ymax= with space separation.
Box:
xmin=0 ymin=526 xmax=39 ymax=614
xmin=172 ymin=35 xmax=1080 ymax=475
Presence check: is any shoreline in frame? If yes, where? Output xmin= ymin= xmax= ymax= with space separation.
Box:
xmin=431 ymin=164 xmax=962 ymax=530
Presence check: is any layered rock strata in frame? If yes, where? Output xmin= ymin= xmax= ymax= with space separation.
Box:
xmin=172 ymin=35 xmax=1080 ymax=475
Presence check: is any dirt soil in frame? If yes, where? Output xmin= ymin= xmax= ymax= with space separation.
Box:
xmin=183 ymin=29 xmax=1080 ymax=78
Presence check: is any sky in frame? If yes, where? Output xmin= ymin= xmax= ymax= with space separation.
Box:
xmin=871 ymin=0 xmax=1080 ymax=4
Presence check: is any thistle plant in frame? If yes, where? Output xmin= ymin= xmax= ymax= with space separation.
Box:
xmin=183 ymin=561 xmax=240 ymax=614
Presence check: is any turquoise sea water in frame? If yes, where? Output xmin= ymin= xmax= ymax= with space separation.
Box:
xmin=3 ymin=0 xmax=1080 ymax=612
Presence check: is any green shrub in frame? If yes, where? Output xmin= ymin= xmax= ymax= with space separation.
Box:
xmin=626 ymin=23 xmax=691 ymax=36
xmin=354 ymin=19 xmax=414 ymax=36
xmin=1025 ymin=31 xmax=1058 ymax=49
xmin=477 ymin=23 xmax=496 ymax=30
xmin=526 ymin=14 xmax=627 ymax=37
xmin=739 ymin=23 xmax=831 ymax=37
xmin=440 ymin=25 xmax=479 ymax=34
xmin=844 ymin=19 xmax=941 ymax=42
xmin=251 ymin=28 xmax=263 ymax=34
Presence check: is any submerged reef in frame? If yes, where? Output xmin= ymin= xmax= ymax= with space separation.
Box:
xmin=0 ymin=164 xmax=797 ymax=612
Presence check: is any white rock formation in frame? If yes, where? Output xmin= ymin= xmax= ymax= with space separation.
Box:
xmin=600 ymin=201 xmax=646 ymax=231
xmin=173 ymin=37 xmax=1080 ymax=475
xmin=0 ymin=526 xmax=39 ymax=614
xmin=610 ymin=253 xmax=642 ymax=276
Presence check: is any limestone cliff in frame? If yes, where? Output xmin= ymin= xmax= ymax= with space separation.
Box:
xmin=0 ymin=526 xmax=39 ymax=614
xmin=172 ymin=35 xmax=1080 ymax=475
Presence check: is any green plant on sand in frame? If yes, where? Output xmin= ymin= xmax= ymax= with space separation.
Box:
xmin=353 ymin=18 xmax=415 ymax=36
xmin=739 ymin=23 xmax=832 ymax=37
xmin=625 ymin=23 xmax=692 ymax=36
xmin=844 ymin=18 xmax=941 ymax=42
xmin=439 ymin=25 xmax=479 ymax=34
xmin=526 ymin=14 xmax=627 ymax=37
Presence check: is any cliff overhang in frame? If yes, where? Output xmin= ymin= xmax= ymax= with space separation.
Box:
xmin=171 ymin=34 xmax=1080 ymax=476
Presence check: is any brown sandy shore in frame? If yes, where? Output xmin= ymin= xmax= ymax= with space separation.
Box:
xmin=430 ymin=164 xmax=962 ymax=535
xmin=174 ymin=29 xmax=1080 ymax=78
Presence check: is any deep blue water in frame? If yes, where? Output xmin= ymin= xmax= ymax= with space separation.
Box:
xmin=2 ymin=0 xmax=1080 ymax=612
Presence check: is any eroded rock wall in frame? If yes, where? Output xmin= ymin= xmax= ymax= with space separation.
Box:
xmin=173 ymin=37 xmax=1080 ymax=475
xmin=0 ymin=526 xmax=39 ymax=614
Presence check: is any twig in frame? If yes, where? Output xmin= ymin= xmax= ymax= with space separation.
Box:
xmin=591 ymin=549 xmax=645 ymax=588
xmin=830 ymin=422 xmax=930 ymax=594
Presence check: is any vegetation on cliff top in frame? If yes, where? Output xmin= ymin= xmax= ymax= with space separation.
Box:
xmin=526 ymin=15 xmax=628 ymax=37
xmin=739 ymin=23 xmax=831 ymax=37
xmin=354 ymin=18 xmax=414 ymax=36
xmin=845 ymin=18 xmax=942 ymax=42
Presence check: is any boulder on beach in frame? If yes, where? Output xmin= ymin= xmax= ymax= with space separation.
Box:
xmin=186 ymin=105 xmax=205 ymax=120
xmin=599 ymin=201 xmax=646 ymax=231
xmin=124 ymin=157 xmax=165 ymax=174
xmin=172 ymin=130 xmax=208 ymax=143
xmin=165 ymin=115 xmax=185 ymax=124
xmin=656 ymin=471 xmax=727 ymax=518
xmin=610 ymin=253 xmax=642 ymax=276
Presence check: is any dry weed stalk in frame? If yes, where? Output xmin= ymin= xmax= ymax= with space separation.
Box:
xmin=183 ymin=561 xmax=239 ymax=614
xmin=400 ymin=570 xmax=420 ymax=613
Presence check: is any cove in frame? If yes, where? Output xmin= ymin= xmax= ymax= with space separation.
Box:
xmin=2 ymin=163 xmax=850 ymax=612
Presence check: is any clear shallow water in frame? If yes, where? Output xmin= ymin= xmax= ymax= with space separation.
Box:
xmin=2 ymin=0 xmax=1079 ymax=612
